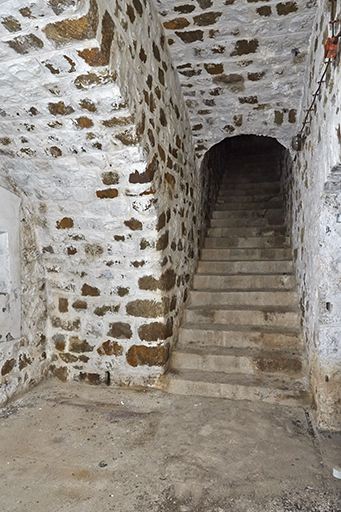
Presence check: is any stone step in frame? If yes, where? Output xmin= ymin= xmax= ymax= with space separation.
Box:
xmin=184 ymin=306 xmax=300 ymax=328
xmin=193 ymin=273 xmax=296 ymax=290
xmin=204 ymin=235 xmax=290 ymax=249
xmin=178 ymin=323 xmax=303 ymax=350
xmin=190 ymin=289 xmax=298 ymax=308
xmin=219 ymin=181 xmax=281 ymax=192
xmin=217 ymin=194 xmax=282 ymax=204
xmin=197 ymin=260 xmax=293 ymax=274
xmin=212 ymin=208 xmax=283 ymax=220
xmin=171 ymin=346 xmax=306 ymax=377
xmin=215 ymin=201 xmax=284 ymax=211
xmin=217 ymin=194 xmax=284 ymax=206
xmin=201 ymin=247 xmax=291 ymax=261
xmin=207 ymin=226 xmax=287 ymax=238
xmin=210 ymin=217 xmax=285 ymax=228
xmin=221 ymin=175 xmax=280 ymax=184
xmin=158 ymin=370 xmax=311 ymax=406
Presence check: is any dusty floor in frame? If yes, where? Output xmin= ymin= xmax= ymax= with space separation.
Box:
xmin=0 ymin=379 xmax=340 ymax=512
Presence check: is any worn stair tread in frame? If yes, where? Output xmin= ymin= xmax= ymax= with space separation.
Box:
xmin=160 ymin=370 xmax=311 ymax=405
xmin=197 ymin=260 xmax=294 ymax=274
xmin=192 ymin=287 xmax=297 ymax=293
xmin=207 ymin=226 xmax=287 ymax=237
xmin=210 ymin=219 xmax=286 ymax=228
xmin=187 ymin=303 xmax=299 ymax=312
xmin=165 ymin=369 xmax=307 ymax=388
xmin=214 ymin=202 xmax=284 ymax=211
xmin=201 ymin=249 xmax=292 ymax=261
xmin=204 ymin=237 xmax=290 ymax=249
xmin=173 ymin=344 xmax=304 ymax=358
xmin=180 ymin=322 xmax=300 ymax=334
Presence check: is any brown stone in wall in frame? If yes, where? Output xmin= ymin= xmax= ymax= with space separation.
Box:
xmin=2 ymin=16 xmax=21 ymax=32
xmin=60 ymin=353 xmax=78 ymax=363
xmin=129 ymin=157 xmax=157 ymax=183
xmin=81 ymin=283 xmax=100 ymax=296
xmin=79 ymin=372 xmax=101 ymax=385
xmin=165 ymin=172 xmax=176 ymax=187
xmin=164 ymin=18 xmax=190 ymax=30
xmin=124 ymin=218 xmax=142 ymax=230
xmin=59 ymin=298 xmax=68 ymax=313
xmin=52 ymin=365 xmax=69 ymax=382
xmin=204 ymin=63 xmax=224 ymax=75
xmin=74 ymin=116 xmax=94 ymax=129
xmin=126 ymin=299 xmax=169 ymax=318
xmin=94 ymin=305 xmax=119 ymax=316
xmin=102 ymin=116 xmax=134 ymax=127
xmin=231 ymin=39 xmax=259 ymax=56
xmin=274 ymin=110 xmax=284 ymax=125
xmin=80 ymin=99 xmax=97 ymax=112
xmin=133 ymin=0 xmax=143 ymax=16
xmin=69 ymin=336 xmax=94 ymax=353
xmin=18 ymin=353 xmax=32 ymax=370
xmin=126 ymin=343 xmax=169 ymax=367
xmin=48 ymin=146 xmax=62 ymax=158
xmin=174 ymin=5 xmax=195 ymax=13
xmin=126 ymin=4 xmax=135 ymax=23
xmin=239 ymin=95 xmax=258 ymax=104
xmin=248 ymin=71 xmax=266 ymax=81
xmin=107 ymin=322 xmax=132 ymax=339
xmin=156 ymin=231 xmax=169 ymax=250
xmin=116 ymin=128 xmax=138 ymax=145
xmin=7 ymin=34 xmax=43 ymax=54
xmin=48 ymin=101 xmax=75 ymax=116
xmin=53 ymin=334 xmax=66 ymax=352
xmin=1 ymin=358 xmax=16 ymax=376
xmin=96 ymin=188 xmax=118 ymax=199
xmin=117 ymin=287 xmax=129 ymax=297
xmin=159 ymin=268 xmax=176 ymax=291
xmin=213 ymin=73 xmax=245 ymax=93
xmin=175 ymin=30 xmax=204 ymax=43
xmin=138 ymin=275 xmax=158 ymax=290
xmin=276 ymin=2 xmax=298 ymax=15
xmin=233 ymin=114 xmax=243 ymax=126
xmin=97 ymin=340 xmax=123 ymax=356
xmin=193 ymin=12 xmax=222 ymax=26
xmin=56 ymin=217 xmax=74 ymax=229
xmin=102 ymin=171 xmax=119 ymax=185
xmin=156 ymin=212 xmax=166 ymax=231
xmin=44 ymin=0 xmax=99 ymax=46
xmin=72 ymin=300 xmax=87 ymax=310
xmin=101 ymin=11 xmax=115 ymax=64
xmin=78 ymin=47 xmax=108 ymax=66
xmin=289 ymin=109 xmax=297 ymax=123
xmin=138 ymin=319 xmax=173 ymax=341
xmin=257 ymin=6 xmax=271 ymax=16
xmin=198 ymin=0 xmax=213 ymax=8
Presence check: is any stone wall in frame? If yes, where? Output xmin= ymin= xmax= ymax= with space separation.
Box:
xmin=156 ymin=0 xmax=317 ymax=160
xmin=0 ymin=0 xmax=199 ymax=387
xmin=288 ymin=0 xmax=341 ymax=429
xmin=0 ymin=176 xmax=47 ymax=405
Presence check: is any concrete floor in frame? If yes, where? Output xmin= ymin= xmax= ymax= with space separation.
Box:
xmin=0 ymin=379 xmax=341 ymax=512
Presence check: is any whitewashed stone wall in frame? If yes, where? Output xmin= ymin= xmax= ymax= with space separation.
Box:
xmin=0 ymin=0 xmax=200 ymax=389
xmin=155 ymin=0 xmax=317 ymax=160
xmin=287 ymin=0 xmax=341 ymax=429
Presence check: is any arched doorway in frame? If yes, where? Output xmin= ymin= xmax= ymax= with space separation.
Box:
xmin=163 ymin=135 xmax=308 ymax=405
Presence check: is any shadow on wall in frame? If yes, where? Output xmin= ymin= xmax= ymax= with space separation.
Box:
xmin=199 ymin=134 xmax=290 ymax=250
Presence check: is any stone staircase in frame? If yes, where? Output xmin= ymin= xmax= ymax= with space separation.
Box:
xmin=160 ymin=152 xmax=310 ymax=406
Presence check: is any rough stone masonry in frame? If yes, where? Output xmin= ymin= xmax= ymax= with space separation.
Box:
xmin=0 ymin=0 xmax=341 ymax=431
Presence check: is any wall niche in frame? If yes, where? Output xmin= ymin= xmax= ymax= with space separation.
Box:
xmin=0 ymin=187 xmax=21 ymax=342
